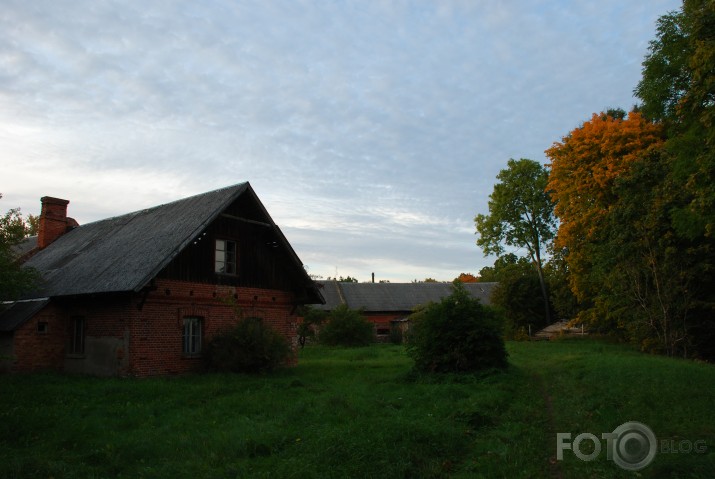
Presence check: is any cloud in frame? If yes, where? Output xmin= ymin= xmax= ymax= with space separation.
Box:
xmin=0 ymin=0 xmax=681 ymax=281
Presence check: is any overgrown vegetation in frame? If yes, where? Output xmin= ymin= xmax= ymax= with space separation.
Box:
xmin=407 ymin=281 xmax=508 ymax=372
xmin=0 ymin=340 xmax=712 ymax=478
xmin=296 ymin=305 xmax=327 ymax=348
xmin=476 ymin=1 xmax=715 ymax=359
xmin=202 ymin=317 xmax=292 ymax=373
xmin=318 ymin=304 xmax=374 ymax=347
xmin=0 ymin=194 xmax=40 ymax=302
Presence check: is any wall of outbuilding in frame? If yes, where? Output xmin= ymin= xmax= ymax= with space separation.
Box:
xmin=4 ymin=279 xmax=300 ymax=377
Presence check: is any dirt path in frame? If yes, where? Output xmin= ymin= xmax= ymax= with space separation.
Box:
xmin=532 ymin=371 xmax=564 ymax=479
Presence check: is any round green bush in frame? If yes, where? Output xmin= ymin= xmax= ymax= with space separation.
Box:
xmin=406 ymin=281 xmax=508 ymax=373
xmin=203 ymin=317 xmax=292 ymax=373
xmin=319 ymin=304 xmax=374 ymax=347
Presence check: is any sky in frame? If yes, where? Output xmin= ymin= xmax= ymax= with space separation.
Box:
xmin=0 ymin=0 xmax=682 ymax=283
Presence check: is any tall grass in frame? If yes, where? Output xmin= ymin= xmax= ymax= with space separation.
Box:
xmin=0 ymin=339 xmax=712 ymax=478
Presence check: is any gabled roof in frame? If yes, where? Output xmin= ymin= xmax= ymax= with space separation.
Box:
xmin=17 ymin=183 xmax=320 ymax=301
xmin=314 ymin=281 xmax=497 ymax=312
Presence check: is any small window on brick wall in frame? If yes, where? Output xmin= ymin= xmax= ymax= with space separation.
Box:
xmin=69 ymin=316 xmax=85 ymax=355
xmin=182 ymin=316 xmax=202 ymax=356
xmin=37 ymin=321 xmax=48 ymax=334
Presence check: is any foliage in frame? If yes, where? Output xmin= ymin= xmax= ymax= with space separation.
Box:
xmin=478 ymin=254 xmax=571 ymax=339
xmin=202 ymin=317 xmax=293 ymax=373
xmin=455 ymin=272 xmax=479 ymax=283
xmin=543 ymin=2 xmax=715 ymax=360
xmin=326 ymin=275 xmax=359 ymax=283
xmin=477 ymin=253 xmax=528 ymax=282
xmin=318 ymin=304 xmax=374 ymax=347
xmin=543 ymin=249 xmax=580 ymax=321
xmin=636 ymin=0 xmax=715 ymax=237
xmin=475 ymin=158 xmax=556 ymax=322
xmin=490 ymin=263 xmax=550 ymax=340
xmin=0 ymin=195 xmax=41 ymax=302
xmin=545 ymin=111 xmax=666 ymax=302
xmin=296 ymin=306 xmax=328 ymax=349
xmin=406 ymin=281 xmax=508 ymax=373
xmin=597 ymin=149 xmax=715 ymax=357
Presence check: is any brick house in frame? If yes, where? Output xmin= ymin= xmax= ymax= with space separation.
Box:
xmin=0 ymin=183 xmax=323 ymax=376
xmin=314 ymin=281 xmax=497 ymax=341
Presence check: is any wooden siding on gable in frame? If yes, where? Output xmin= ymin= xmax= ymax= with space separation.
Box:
xmin=157 ymin=199 xmax=302 ymax=293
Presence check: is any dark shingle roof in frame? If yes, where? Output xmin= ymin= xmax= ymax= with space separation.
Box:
xmin=314 ymin=281 xmax=497 ymax=312
xmin=22 ymin=183 xmax=250 ymax=298
xmin=0 ymin=299 xmax=50 ymax=332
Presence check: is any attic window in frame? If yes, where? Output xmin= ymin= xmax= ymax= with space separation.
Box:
xmin=215 ymin=239 xmax=237 ymax=275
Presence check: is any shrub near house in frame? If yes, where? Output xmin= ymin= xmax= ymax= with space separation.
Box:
xmin=319 ymin=304 xmax=374 ymax=347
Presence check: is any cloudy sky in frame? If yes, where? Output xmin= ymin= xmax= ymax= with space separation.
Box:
xmin=1 ymin=0 xmax=680 ymax=282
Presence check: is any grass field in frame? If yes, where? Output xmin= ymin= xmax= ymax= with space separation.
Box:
xmin=0 ymin=338 xmax=713 ymax=478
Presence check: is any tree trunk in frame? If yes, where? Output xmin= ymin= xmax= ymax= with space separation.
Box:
xmin=534 ymin=250 xmax=553 ymax=325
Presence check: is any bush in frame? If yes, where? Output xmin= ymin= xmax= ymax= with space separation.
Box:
xmin=406 ymin=281 xmax=508 ymax=373
xmin=319 ymin=304 xmax=374 ymax=347
xmin=203 ymin=317 xmax=292 ymax=373
xmin=296 ymin=306 xmax=328 ymax=348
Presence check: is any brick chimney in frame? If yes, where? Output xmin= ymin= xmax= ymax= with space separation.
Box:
xmin=38 ymin=196 xmax=75 ymax=249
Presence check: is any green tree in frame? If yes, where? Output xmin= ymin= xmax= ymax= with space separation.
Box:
xmin=477 ymin=253 xmax=529 ymax=282
xmin=635 ymin=0 xmax=715 ymax=236
xmin=597 ymin=149 xmax=715 ymax=358
xmin=475 ymin=159 xmax=556 ymax=324
xmin=406 ymin=281 xmax=507 ymax=373
xmin=0 ymin=195 xmax=40 ymax=302
xmin=478 ymin=254 xmax=558 ymax=339
xmin=296 ymin=306 xmax=327 ymax=349
xmin=327 ymin=275 xmax=359 ymax=283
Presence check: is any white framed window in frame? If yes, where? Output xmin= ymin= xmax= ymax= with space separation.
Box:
xmin=183 ymin=316 xmax=202 ymax=356
xmin=215 ymin=239 xmax=237 ymax=275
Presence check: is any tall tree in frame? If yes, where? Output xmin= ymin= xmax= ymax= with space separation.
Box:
xmin=635 ymin=0 xmax=715 ymax=236
xmin=598 ymin=148 xmax=714 ymax=357
xmin=545 ymin=111 xmax=665 ymax=303
xmin=632 ymin=0 xmax=715 ymax=357
xmin=475 ymin=158 xmax=556 ymax=323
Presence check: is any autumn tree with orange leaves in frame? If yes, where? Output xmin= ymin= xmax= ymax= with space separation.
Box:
xmin=545 ymin=110 xmax=665 ymax=304
xmin=546 ymin=109 xmax=715 ymax=358
xmin=455 ymin=273 xmax=479 ymax=283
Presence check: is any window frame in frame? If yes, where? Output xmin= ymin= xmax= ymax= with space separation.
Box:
xmin=214 ymin=238 xmax=238 ymax=275
xmin=69 ymin=316 xmax=85 ymax=356
xmin=182 ymin=316 xmax=203 ymax=357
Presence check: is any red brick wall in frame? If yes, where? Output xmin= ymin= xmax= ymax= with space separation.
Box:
xmin=62 ymin=296 xmax=135 ymax=376
xmin=9 ymin=302 xmax=66 ymax=372
xmin=128 ymin=279 xmax=299 ymax=376
xmin=8 ymin=279 xmax=300 ymax=376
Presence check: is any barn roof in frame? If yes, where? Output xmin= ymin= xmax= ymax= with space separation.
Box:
xmin=314 ymin=281 xmax=497 ymax=312
xmin=16 ymin=183 xmax=320 ymax=301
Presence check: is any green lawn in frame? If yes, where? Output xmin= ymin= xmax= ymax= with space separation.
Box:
xmin=0 ymin=339 xmax=713 ymax=478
